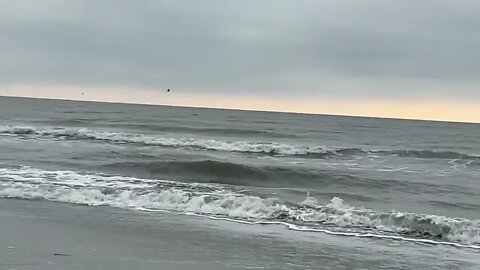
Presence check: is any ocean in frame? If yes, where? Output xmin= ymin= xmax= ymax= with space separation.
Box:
xmin=0 ymin=96 xmax=479 ymax=269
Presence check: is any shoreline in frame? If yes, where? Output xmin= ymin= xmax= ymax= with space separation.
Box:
xmin=1 ymin=198 xmax=479 ymax=269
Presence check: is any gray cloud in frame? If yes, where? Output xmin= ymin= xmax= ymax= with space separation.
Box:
xmin=1 ymin=0 xmax=480 ymax=99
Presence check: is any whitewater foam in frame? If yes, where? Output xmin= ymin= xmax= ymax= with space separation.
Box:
xmin=0 ymin=166 xmax=285 ymax=219
xmin=1 ymin=165 xmax=479 ymax=247
xmin=294 ymin=196 xmax=480 ymax=245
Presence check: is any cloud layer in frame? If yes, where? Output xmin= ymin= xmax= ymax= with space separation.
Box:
xmin=1 ymin=0 xmax=480 ymax=101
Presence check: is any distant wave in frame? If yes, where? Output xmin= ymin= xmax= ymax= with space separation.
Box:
xmin=31 ymin=121 xmax=297 ymax=138
xmin=0 ymin=165 xmax=479 ymax=248
xmin=0 ymin=125 xmax=336 ymax=155
xmin=110 ymin=124 xmax=298 ymax=138
xmin=1 ymin=125 xmax=479 ymax=160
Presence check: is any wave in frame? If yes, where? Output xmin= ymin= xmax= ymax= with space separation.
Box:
xmin=372 ymin=149 xmax=479 ymax=160
xmin=0 ymin=165 xmax=479 ymax=247
xmin=1 ymin=125 xmax=479 ymax=160
xmin=99 ymin=160 xmax=269 ymax=184
xmin=94 ymin=160 xmax=465 ymax=195
xmin=95 ymin=159 xmax=378 ymax=191
xmin=31 ymin=121 xmax=297 ymax=138
xmin=0 ymin=125 xmax=330 ymax=155
xmin=291 ymin=197 xmax=480 ymax=245
xmin=106 ymin=124 xmax=298 ymax=138
xmin=0 ymin=165 xmax=283 ymax=219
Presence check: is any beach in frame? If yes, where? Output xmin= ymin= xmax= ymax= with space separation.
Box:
xmin=2 ymin=198 xmax=479 ymax=270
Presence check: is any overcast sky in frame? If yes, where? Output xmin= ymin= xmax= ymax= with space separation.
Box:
xmin=1 ymin=0 xmax=480 ymax=121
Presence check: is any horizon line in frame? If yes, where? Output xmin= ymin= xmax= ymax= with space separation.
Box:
xmin=2 ymin=95 xmax=479 ymax=125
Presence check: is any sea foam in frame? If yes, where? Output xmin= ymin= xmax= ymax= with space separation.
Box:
xmin=1 ymin=165 xmax=479 ymax=247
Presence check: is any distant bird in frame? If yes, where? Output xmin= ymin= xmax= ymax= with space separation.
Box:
xmin=82 ymin=92 xmax=85 ymax=95
xmin=167 ymin=89 xmax=170 ymax=92
xmin=53 ymin=253 xmax=71 ymax=256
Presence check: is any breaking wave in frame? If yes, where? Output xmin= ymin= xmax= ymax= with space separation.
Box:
xmin=0 ymin=165 xmax=479 ymax=248
xmin=1 ymin=125 xmax=479 ymax=160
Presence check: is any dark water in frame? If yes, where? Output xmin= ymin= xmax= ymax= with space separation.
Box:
xmin=1 ymin=96 xmax=479 ymax=268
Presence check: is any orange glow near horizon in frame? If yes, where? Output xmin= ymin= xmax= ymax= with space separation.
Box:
xmin=1 ymin=84 xmax=480 ymax=123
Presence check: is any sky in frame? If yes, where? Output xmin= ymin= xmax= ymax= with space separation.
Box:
xmin=1 ymin=0 xmax=480 ymax=122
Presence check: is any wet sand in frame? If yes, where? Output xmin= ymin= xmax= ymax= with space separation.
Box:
xmin=1 ymin=198 xmax=479 ymax=270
